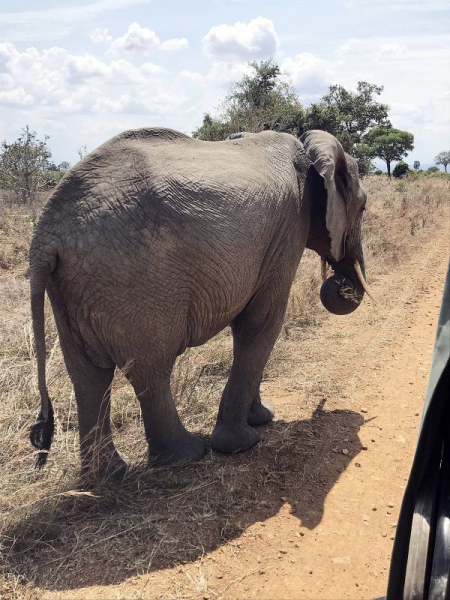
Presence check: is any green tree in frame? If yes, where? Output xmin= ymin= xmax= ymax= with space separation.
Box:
xmin=428 ymin=166 xmax=440 ymax=173
xmin=301 ymin=103 xmax=343 ymax=142
xmin=193 ymin=60 xmax=304 ymax=140
xmin=224 ymin=59 xmax=304 ymax=135
xmin=192 ymin=113 xmax=230 ymax=141
xmin=393 ymin=161 xmax=409 ymax=178
xmin=309 ymin=82 xmax=390 ymax=147
xmin=0 ymin=126 xmax=54 ymax=207
xmin=362 ymin=126 xmax=414 ymax=178
xmin=434 ymin=151 xmax=450 ymax=173
xmin=303 ymin=82 xmax=390 ymax=175
xmin=413 ymin=160 xmax=420 ymax=170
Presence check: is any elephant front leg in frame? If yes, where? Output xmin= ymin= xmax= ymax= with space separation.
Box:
xmin=211 ymin=289 xmax=286 ymax=454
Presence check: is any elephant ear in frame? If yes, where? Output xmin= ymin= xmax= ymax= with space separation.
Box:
xmin=300 ymin=130 xmax=357 ymax=262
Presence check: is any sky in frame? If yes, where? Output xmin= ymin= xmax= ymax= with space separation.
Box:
xmin=0 ymin=0 xmax=449 ymax=167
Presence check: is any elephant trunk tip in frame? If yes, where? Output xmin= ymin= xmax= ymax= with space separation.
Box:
xmin=30 ymin=401 xmax=54 ymax=468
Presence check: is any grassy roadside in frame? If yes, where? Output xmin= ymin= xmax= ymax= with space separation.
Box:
xmin=0 ymin=175 xmax=449 ymax=598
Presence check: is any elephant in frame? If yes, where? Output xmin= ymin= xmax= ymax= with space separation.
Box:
xmin=29 ymin=127 xmax=373 ymax=479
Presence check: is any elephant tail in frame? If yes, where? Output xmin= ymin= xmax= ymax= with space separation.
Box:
xmin=29 ymin=247 xmax=56 ymax=468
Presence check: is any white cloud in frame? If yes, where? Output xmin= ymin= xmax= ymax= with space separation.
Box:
xmin=205 ymin=60 xmax=251 ymax=86
xmin=160 ymin=38 xmax=189 ymax=51
xmin=90 ymin=28 xmax=113 ymax=45
xmin=0 ymin=42 xmax=18 ymax=70
xmin=110 ymin=22 xmax=161 ymax=54
xmin=105 ymin=22 xmax=188 ymax=55
xmin=140 ymin=62 xmax=166 ymax=76
xmin=203 ymin=17 xmax=279 ymax=60
xmin=0 ymin=40 xmax=170 ymax=117
xmin=281 ymin=53 xmax=334 ymax=95
xmin=0 ymin=37 xmax=193 ymax=161
xmin=65 ymin=55 xmax=109 ymax=82
xmin=0 ymin=87 xmax=33 ymax=106
xmin=0 ymin=73 xmax=14 ymax=90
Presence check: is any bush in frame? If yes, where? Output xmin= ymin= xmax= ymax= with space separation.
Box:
xmin=374 ymin=169 xmax=383 ymax=175
xmin=406 ymin=169 xmax=449 ymax=180
xmin=427 ymin=166 xmax=440 ymax=173
xmin=41 ymin=170 xmax=65 ymax=188
xmin=393 ymin=161 xmax=409 ymax=178
xmin=0 ymin=127 xmax=68 ymax=212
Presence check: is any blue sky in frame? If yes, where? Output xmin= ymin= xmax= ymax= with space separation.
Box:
xmin=0 ymin=0 xmax=449 ymax=166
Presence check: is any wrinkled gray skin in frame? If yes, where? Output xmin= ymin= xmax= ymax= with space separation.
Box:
xmin=30 ymin=128 xmax=367 ymax=479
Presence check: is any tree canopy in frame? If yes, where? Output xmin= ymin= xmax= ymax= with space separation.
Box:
xmin=303 ymin=82 xmax=391 ymax=175
xmin=193 ymin=60 xmax=303 ymax=140
xmin=192 ymin=61 xmax=399 ymax=176
xmin=361 ymin=126 xmax=414 ymax=177
xmin=305 ymin=82 xmax=390 ymax=151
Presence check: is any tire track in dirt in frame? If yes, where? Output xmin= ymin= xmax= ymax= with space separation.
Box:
xmin=42 ymin=235 xmax=448 ymax=600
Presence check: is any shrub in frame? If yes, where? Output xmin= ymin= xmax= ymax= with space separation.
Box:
xmin=427 ymin=166 xmax=440 ymax=173
xmin=393 ymin=161 xmax=409 ymax=178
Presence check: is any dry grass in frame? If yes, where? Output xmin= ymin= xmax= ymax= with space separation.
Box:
xmin=0 ymin=175 xmax=448 ymax=598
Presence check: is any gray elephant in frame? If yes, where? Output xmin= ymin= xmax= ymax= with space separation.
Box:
xmin=29 ymin=127 xmax=372 ymax=479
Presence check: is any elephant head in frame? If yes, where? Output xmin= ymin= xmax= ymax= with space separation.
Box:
xmin=300 ymin=130 xmax=374 ymax=315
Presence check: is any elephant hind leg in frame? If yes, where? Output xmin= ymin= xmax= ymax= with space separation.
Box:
xmin=247 ymin=394 xmax=275 ymax=427
xmin=58 ymin=334 xmax=126 ymax=482
xmin=127 ymin=365 xmax=207 ymax=466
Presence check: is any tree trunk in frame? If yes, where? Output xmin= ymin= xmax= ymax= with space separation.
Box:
xmin=386 ymin=160 xmax=391 ymax=179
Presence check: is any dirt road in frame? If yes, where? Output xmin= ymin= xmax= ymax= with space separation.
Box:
xmin=38 ymin=236 xmax=448 ymax=600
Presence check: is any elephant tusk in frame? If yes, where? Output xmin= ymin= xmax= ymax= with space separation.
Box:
xmin=321 ymin=259 xmax=327 ymax=283
xmin=354 ymin=260 xmax=376 ymax=304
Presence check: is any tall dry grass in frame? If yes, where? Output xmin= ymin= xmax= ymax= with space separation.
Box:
xmin=0 ymin=174 xmax=448 ymax=597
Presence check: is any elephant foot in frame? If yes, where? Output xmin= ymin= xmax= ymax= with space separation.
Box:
xmin=81 ymin=453 xmax=128 ymax=484
xmin=150 ymin=432 xmax=207 ymax=467
xmin=247 ymin=398 xmax=275 ymax=427
xmin=211 ymin=422 xmax=260 ymax=454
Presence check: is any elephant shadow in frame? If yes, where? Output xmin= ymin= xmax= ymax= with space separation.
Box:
xmin=3 ymin=400 xmax=365 ymax=591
